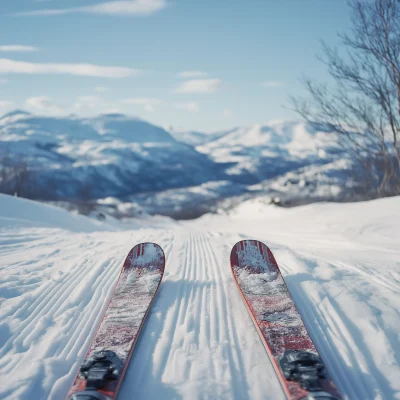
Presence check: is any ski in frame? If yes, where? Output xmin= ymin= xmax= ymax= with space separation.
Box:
xmin=230 ymin=240 xmax=342 ymax=400
xmin=66 ymin=242 xmax=165 ymax=400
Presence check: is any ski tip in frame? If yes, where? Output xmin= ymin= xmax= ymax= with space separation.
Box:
xmin=124 ymin=242 xmax=166 ymax=273
xmin=230 ymin=239 xmax=279 ymax=272
xmin=131 ymin=242 xmax=164 ymax=252
xmin=230 ymin=239 xmax=269 ymax=254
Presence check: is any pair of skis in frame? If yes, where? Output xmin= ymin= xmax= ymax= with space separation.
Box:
xmin=66 ymin=241 xmax=342 ymax=400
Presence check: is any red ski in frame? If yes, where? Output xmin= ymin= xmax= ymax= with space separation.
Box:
xmin=66 ymin=242 xmax=165 ymax=400
xmin=230 ymin=240 xmax=342 ymax=400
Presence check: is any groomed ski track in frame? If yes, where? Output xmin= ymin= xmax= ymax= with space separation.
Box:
xmin=0 ymin=228 xmax=284 ymax=400
xmin=1 ymin=195 xmax=400 ymax=399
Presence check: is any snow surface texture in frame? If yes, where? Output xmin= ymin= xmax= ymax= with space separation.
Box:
xmin=0 ymin=194 xmax=399 ymax=399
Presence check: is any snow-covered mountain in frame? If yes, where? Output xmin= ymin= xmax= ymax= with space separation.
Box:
xmin=0 ymin=111 xmax=225 ymax=199
xmin=0 ymin=111 xmax=351 ymax=215
xmin=168 ymin=127 xmax=227 ymax=146
xmin=196 ymin=121 xmax=343 ymax=183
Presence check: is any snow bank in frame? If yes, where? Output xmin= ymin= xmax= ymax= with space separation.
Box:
xmin=228 ymin=197 xmax=287 ymax=219
xmin=201 ymin=195 xmax=400 ymax=251
xmin=0 ymin=194 xmax=115 ymax=232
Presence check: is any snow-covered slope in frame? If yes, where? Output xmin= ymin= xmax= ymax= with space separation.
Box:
xmin=0 ymin=111 xmax=175 ymax=143
xmin=169 ymin=128 xmax=227 ymax=146
xmin=197 ymin=121 xmax=343 ymax=182
xmin=223 ymin=194 xmax=400 ymax=248
xmin=0 ymin=193 xmax=114 ymax=232
xmin=129 ymin=180 xmax=246 ymax=218
xmin=1 ymin=194 xmax=399 ymax=399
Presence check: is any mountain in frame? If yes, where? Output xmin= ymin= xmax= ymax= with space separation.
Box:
xmin=0 ymin=111 xmax=226 ymax=200
xmin=0 ymin=111 xmax=352 ymax=216
xmin=196 ymin=121 xmax=344 ymax=184
xmin=0 ymin=111 xmax=175 ymax=144
xmin=169 ymin=127 xmax=227 ymax=146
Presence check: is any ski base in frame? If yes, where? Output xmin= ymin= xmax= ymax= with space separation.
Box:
xmin=66 ymin=242 xmax=165 ymax=400
xmin=230 ymin=240 xmax=341 ymax=400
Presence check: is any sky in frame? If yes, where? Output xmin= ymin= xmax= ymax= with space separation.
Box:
xmin=0 ymin=0 xmax=352 ymax=132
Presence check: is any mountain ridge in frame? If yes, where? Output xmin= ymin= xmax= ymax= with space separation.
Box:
xmin=0 ymin=110 xmax=351 ymax=216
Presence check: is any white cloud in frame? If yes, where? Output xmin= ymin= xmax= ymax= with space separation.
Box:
xmin=0 ymin=59 xmax=139 ymax=78
xmin=0 ymin=45 xmax=39 ymax=52
xmin=74 ymin=96 xmax=101 ymax=111
xmin=0 ymin=101 xmax=15 ymax=113
xmin=176 ymin=102 xmax=199 ymax=112
xmin=175 ymin=79 xmax=222 ymax=94
xmin=178 ymin=71 xmax=208 ymax=78
xmin=73 ymin=96 xmax=125 ymax=115
xmin=122 ymin=97 xmax=162 ymax=112
xmin=103 ymin=107 xmax=123 ymax=114
xmin=24 ymin=96 xmax=64 ymax=115
xmin=261 ymin=81 xmax=282 ymax=88
xmin=14 ymin=0 xmax=168 ymax=16
xmin=95 ymin=86 xmax=107 ymax=93
xmin=223 ymin=108 xmax=232 ymax=117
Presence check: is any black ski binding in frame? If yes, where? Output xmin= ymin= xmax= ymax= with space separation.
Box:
xmin=280 ymin=350 xmax=340 ymax=399
xmin=280 ymin=350 xmax=326 ymax=390
xmin=79 ymin=350 xmax=122 ymax=390
xmin=68 ymin=391 xmax=112 ymax=400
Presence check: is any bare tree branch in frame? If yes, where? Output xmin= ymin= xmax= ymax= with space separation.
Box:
xmin=292 ymin=0 xmax=400 ymax=197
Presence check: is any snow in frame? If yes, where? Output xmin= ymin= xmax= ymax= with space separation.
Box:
xmin=0 ymin=193 xmax=115 ymax=232
xmin=168 ymin=128 xmax=225 ymax=146
xmin=1 ymin=194 xmax=400 ymax=399
xmin=197 ymin=121 xmax=340 ymax=165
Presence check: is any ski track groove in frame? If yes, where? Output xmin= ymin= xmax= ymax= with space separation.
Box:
xmin=134 ymin=230 xmax=261 ymax=399
xmin=200 ymin=232 xmax=222 ymax=390
xmin=315 ymin=297 xmax=370 ymax=400
xmin=197 ymin=233 xmax=215 ymax=379
xmin=58 ymin=257 xmax=123 ymax=361
xmin=152 ymin=231 xmax=191 ymax=381
xmin=337 ymin=260 xmax=400 ymax=295
xmin=276 ymin=244 xmax=399 ymax=400
xmin=2 ymin=253 xmax=120 ymax=371
xmin=318 ymin=294 xmax=396 ymax=400
xmin=205 ymin=232 xmax=250 ymax=400
xmin=272 ymin=245 xmax=365 ymax=400
xmin=5 ymin=253 xmax=93 ymax=356
xmin=282 ymin=275 xmax=360 ymax=400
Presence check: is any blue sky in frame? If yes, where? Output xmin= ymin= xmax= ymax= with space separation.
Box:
xmin=0 ymin=0 xmax=351 ymax=131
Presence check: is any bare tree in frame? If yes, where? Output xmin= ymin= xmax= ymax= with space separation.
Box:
xmin=0 ymin=151 xmax=10 ymax=193
xmin=0 ymin=149 xmax=34 ymax=197
xmin=12 ymin=159 xmax=31 ymax=196
xmin=76 ymin=181 xmax=96 ymax=215
xmin=292 ymin=0 xmax=400 ymax=197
